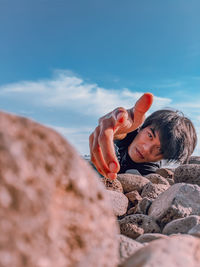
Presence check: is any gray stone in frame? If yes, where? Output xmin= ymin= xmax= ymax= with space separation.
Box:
xmin=119 ymin=214 xmax=161 ymax=239
xmin=145 ymin=173 xmax=170 ymax=185
xmin=148 ymin=183 xmax=200 ymax=227
xmin=136 ymin=233 xmax=169 ymax=243
xmin=141 ymin=182 xmax=169 ymax=200
xmin=118 ymin=234 xmax=144 ymax=264
xmin=117 ymin=173 xmax=149 ymax=193
xmin=166 ymin=177 xmax=174 ymax=185
xmin=136 ymin=197 xmax=152 ymax=215
xmin=121 ymin=235 xmax=200 ymax=267
xmin=162 ymin=215 xmax=200 ymax=235
xmin=0 ymin=111 xmax=119 ymax=267
xmin=189 ymin=156 xmax=200 ymax=165
xmin=188 ymin=224 xmax=200 ymax=237
xmin=101 ymin=177 xmax=123 ymax=193
xmin=174 ymin=164 xmax=200 ymax=186
xmin=107 ymin=190 xmax=129 ymax=216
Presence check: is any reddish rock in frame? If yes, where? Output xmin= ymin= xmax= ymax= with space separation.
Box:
xmin=145 ymin=173 xmax=169 ymax=185
xmin=101 ymin=177 xmax=123 ymax=193
xmin=107 ymin=190 xmax=128 ymax=216
xmin=0 ymin=111 xmax=119 ymax=267
xmin=117 ymin=174 xmax=149 ymax=193
xmin=125 ymin=190 xmax=142 ymax=205
xmin=156 ymin=168 xmax=174 ymax=179
xmin=141 ymin=182 xmax=169 ymax=200
xmin=119 ymin=214 xmax=161 ymax=239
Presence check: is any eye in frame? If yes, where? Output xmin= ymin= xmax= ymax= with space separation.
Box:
xmin=147 ymin=132 xmax=153 ymax=139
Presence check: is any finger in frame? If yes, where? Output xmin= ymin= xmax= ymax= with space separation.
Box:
xmin=107 ymin=172 xmax=117 ymax=180
xmin=89 ymin=133 xmax=105 ymax=176
xmin=113 ymin=108 xmax=132 ymax=133
xmin=114 ymin=107 xmax=128 ymax=123
xmin=98 ymin=127 xmax=120 ymax=175
xmin=92 ymin=126 xmax=110 ymax=176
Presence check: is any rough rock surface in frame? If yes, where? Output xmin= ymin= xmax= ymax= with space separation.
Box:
xmin=0 ymin=111 xmax=119 ymax=267
xmin=101 ymin=177 xmax=123 ymax=193
xmin=141 ymin=182 xmax=169 ymax=200
xmin=136 ymin=233 xmax=169 ymax=243
xmin=148 ymin=183 xmax=200 ymax=227
xmin=162 ymin=215 xmax=200 ymax=235
xmin=121 ymin=235 xmax=200 ymax=267
xmin=117 ymin=174 xmax=149 ymax=193
xmin=189 ymin=156 xmax=200 ymax=165
xmin=118 ymin=234 xmax=143 ymax=264
xmin=119 ymin=214 xmax=161 ymax=239
xmin=188 ymin=224 xmax=200 ymax=237
xmin=156 ymin=168 xmax=174 ymax=179
xmin=107 ymin=190 xmax=128 ymax=216
xmin=145 ymin=173 xmax=170 ymax=185
xmin=136 ymin=197 xmax=152 ymax=215
xmin=166 ymin=177 xmax=174 ymax=185
xmin=174 ymin=164 xmax=200 ymax=186
xmin=125 ymin=190 xmax=142 ymax=205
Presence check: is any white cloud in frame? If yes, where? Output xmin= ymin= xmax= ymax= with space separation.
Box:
xmin=0 ymin=69 xmax=199 ymax=155
xmin=0 ymin=69 xmax=171 ymax=117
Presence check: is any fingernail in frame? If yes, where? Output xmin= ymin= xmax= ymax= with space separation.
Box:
xmin=109 ymin=162 xmax=118 ymax=172
xmin=117 ymin=112 xmax=124 ymax=123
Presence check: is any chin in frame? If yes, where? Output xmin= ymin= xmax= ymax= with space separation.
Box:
xmin=130 ymin=153 xmax=145 ymax=163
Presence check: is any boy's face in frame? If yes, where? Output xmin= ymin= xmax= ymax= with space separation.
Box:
xmin=128 ymin=126 xmax=163 ymax=163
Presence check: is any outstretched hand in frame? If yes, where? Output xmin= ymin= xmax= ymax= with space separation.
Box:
xmin=89 ymin=92 xmax=154 ymax=179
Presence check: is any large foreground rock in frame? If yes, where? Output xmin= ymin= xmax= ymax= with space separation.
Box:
xmin=0 ymin=111 xmax=119 ymax=267
xmin=148 ymin=183 xmax=200 ymax=227
xmin=121 ymin=235 xmax=200 ymax=267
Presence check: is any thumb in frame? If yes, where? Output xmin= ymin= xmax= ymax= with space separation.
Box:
xmin=133 ymin=92 xmax=153 ymax=124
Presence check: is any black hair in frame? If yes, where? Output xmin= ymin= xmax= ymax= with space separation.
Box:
xmin=141 ymin=109 xmax=197 ymax=163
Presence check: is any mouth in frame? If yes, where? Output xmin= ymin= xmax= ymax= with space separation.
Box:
xmin=136 ymin=148 xmax=145 ymax=160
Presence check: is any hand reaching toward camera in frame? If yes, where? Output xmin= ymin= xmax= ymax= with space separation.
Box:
xmin=89 ymin=92 xmax=154 ymax=179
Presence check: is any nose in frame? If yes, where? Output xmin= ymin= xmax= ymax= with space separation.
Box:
xmin=141 ymin=143 xmax=152 ymax=156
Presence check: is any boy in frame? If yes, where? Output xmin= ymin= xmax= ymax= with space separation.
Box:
xmin=89 ymin=93 xmax=197 ymax=179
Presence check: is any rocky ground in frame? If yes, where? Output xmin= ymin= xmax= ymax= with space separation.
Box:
xmin=102 ymin=157 xmax=200 ymax=266
xmin=0 ymin=111 xmax=200 ymax=267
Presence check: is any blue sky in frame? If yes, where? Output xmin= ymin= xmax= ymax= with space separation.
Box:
xmin=0 ymin=0 xmax=200 ymax=155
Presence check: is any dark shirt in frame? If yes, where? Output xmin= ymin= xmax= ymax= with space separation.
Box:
xmin=114 ymin=130 xmax=161 ymax=176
